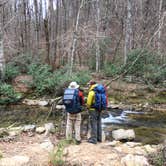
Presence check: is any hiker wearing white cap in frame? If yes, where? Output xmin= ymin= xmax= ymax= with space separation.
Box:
xmin=63 ymin=81 xmax=84 ymax=144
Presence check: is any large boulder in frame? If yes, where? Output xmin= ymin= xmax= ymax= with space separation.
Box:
xmin=112 ymin=129 xmax=135 ymax=141
xmin=22 ymin=99 xmax=48 ymax=106
xmin=121 ymin=154 xmax=149 ymax=166
xmin=12 ymin=75 xmax=33 ymax=93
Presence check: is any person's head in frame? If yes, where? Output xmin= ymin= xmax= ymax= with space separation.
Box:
xmin=88 ymin=80 xmax=96 ymax=86
xmin=87 ymin=80 xmax=97 ymax=89
xmin=68 ymin=81 xmax=79 ymax=89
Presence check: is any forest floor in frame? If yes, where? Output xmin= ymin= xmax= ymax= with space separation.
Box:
xmin=0 ymin=133 xmax=58 ymax=166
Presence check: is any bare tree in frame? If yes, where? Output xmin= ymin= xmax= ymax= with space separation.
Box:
xmin=95 ymin=0 xmax=101 ymax=72
xmin=0 ymin=0 xmax=165 ymax=74
xmin=69 ymin=0 xmax=84 ymax=75
xmin=124 ymin=0 xmax=132 ymax=65
xmin=158 ymin=0 xmax=163 ymax=54
xmin=0 ymin=2 xmax=5 ymax=77
xmin=0 ymin=25 xmax=5 ymax=76
xmin=34 ymin=0 xmax=39 ymax=50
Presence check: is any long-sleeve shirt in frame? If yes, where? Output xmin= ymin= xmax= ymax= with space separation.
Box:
xmin=79 ymin=90 xmax=84 ymax=105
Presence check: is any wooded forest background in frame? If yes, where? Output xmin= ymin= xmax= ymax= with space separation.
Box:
xmin=0 ymin=0 xmax=166 ymax=79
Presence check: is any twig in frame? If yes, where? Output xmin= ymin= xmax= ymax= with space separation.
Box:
xmin=6 ymin=122 xmax=17 ymax=129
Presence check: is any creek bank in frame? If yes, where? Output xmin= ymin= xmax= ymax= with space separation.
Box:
xmin=0 ymin=133 xmax=56 ymax=166
xmin=106 ymin=80 xmax=166 ymax=112
xmin=61 ymin=141 xmax=161 ymax=166
xmin=0 ymin=130 xmax=162 ymax=166
xmin=0 ymin=119 xmax=164 ymax=166
xmin=0 ymin=123 xmax=56 ymax=141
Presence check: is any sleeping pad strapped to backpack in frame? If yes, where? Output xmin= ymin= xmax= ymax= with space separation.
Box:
xmin=63 ymin=88 xmax=81 ymax=114
xmin=93 ymin=84 xmax=107 ymax=111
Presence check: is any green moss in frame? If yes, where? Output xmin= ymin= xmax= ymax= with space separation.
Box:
xmin=126 ymin=97 xmax=146 ymax=104
xmin=135 ymin=127 xmax=166 ymax=144
xmin=111 ymin=93 xmax=126 ymax=102
xmin=149 ymin=96 xmax=166 ymax=104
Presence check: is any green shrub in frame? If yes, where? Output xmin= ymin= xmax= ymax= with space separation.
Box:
xmin=3 ymin=64 xmax=20 ymax=82
xmin=122 ymin=49 xmax=165 ymax=85
xmin=50 ymin=139 xmax=76 ymax=166
xmin=71 ymin=70 xmax=91 ymax=85
xmin=10 ymin=53 xmax=41 ymax=73
xmin=148 ymin=148 xmax=165 ymax=166
xmin=0 ymin=83 xmax=22 ymax=104
xmin=27 ymin=63 xmax=91 ymax=96
xmin=125 ymin=49 xmax=157 ymax=77
xmin=102 ymin=63 xmax=121 ymax=77
xmin=27 ymin=63 xmax=55 ymax=95
xmin=144 ymin=66 xmax=166 ymax=85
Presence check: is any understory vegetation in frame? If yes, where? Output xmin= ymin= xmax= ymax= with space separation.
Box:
xmin=50 ymin=139 xmax=76 ymax=166
xmin=0 ymin=49 xmax=165 ymax=105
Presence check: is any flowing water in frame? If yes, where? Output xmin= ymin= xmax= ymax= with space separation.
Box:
xmin=0 ymin=105 xmax=166 ymax=144
xmin=102 ymin=109 xmax=166 ymax=144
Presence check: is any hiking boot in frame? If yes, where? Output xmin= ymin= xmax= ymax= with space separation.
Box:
xmin=75 ymin=140 xmax=81 ymax=145
xmin=87 ymin=139 xmax=97 ymax=144
xmin=97 ymin=139 xmax=102 ymax=142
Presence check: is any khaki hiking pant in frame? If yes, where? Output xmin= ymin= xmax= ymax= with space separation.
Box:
xmin=66 ymin=112 xmax=81 ymax=141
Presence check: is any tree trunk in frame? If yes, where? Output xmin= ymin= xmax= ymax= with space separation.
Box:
xmin=0 ymin=27 xmax=5 ymax=77
xmin=53 ymin=0 xmax=59 ymax=69
xmin=158 ymin=0 xmax=163 ymax=55
xmin=69 ymin=0 xmax=84 ymax=75
xmin=34 ymin=0 xmax=40 ymax=50
xmin=124 ymin=0 xmax=132 ymax=65
xmin=95 ymin=0 xmax=100 ymax=72
xmin=44 ymin=18 xmax=50 ymax=65
xmin=23 ymin=0 xmax=27 ymax=51
xmin=48 ymin=0 xmax=55 ymax=68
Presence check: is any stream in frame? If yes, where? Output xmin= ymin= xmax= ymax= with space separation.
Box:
xmin=102 ymin=109 xmax=166 ymax=144
xmin=0 ymin=105 xmax=166 ymax=144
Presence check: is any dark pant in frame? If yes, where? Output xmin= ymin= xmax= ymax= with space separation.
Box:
xmin=88 ymin=110 xmax=102 ymax=143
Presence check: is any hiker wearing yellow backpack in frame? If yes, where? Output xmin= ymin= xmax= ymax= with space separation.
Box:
xmin=86 ymin=81 xmax=107 ymax=144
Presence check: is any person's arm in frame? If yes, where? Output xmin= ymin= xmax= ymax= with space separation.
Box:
xmin=79 ymin=90 xmax=84 ymax=105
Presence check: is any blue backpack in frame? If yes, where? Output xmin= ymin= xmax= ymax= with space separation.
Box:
xmin=63 ymin=88 xmax=81 ymax=113
xmin=93 ymin=84 xmax=107 ymax=111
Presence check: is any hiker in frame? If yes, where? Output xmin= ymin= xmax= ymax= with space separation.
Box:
xmin=86 ymin=81 xmax=107 ymax=144
xmin=63 ymin=81 xmax=84 ymax=144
